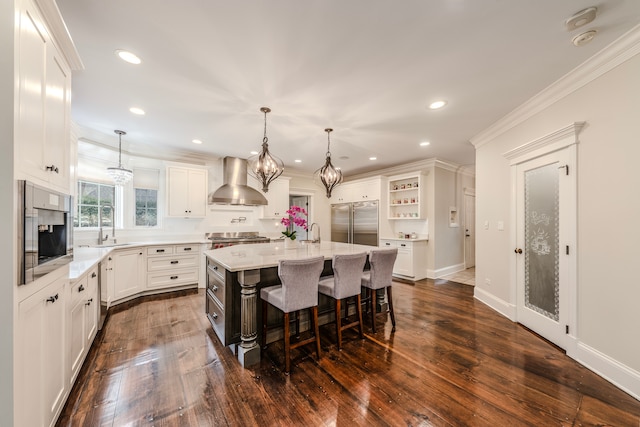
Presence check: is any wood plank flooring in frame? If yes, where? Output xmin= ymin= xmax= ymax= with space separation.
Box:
xmin=57 ymin=279 xmax=640 ymax=426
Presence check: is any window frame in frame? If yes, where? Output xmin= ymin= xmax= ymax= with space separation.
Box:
xmin=75 ymin=180 xmax=120 ymax=229
xmin=134 ymin=186 xmax=159 ymax=228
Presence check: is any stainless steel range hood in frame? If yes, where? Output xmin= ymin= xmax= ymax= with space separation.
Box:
xmin=208 ymin=157 xmax=267 ymax=206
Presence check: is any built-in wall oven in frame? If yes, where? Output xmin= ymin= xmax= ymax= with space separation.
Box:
xmin=18 ymin=180 xmax=74 ymax=285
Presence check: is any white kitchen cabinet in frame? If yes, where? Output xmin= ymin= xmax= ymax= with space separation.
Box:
xmin=146 ymin=244 xmax=200 ymax=290
xmin=380 ymin=239 xmax=428 ymax=280
xmin=112 ymin=248 xmax=146 ymax=301
xmin=17 ymin=273 xmax=68 ymax=427
xmin=388 ymin=173 xmax=425 ymax=220
xmin=331 ymin=177 xmax=381 ymax=203
xmin=16 ymin=0 xmax=72 ymax=193
xmin=167 ymin=166 xmax=208 ymax=217
xmin=68 ymin=266 xmax=99 ymax=387
xmin=259 ymin=177 xmax=290 ymax=219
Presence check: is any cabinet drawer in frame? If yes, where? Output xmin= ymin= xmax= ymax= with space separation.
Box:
xmin=207 ymin=258 xmax=225 ymax=283
xmin=70 ymin=278 xmax=88 ymax=305
xmin=147 ymin=254 xmax=199 ymax=272
xmin=207 ymin=272 xmax=225 ymax=308
xmin=175 ymin=244 xmax=197 ymax=254
xmin=147 ymin=246 xmax=174 ymax=256
xmin=206 ymin=289 xmax=226 ymax=344
xmin=147 ymin=268 xmax=198 ymax=289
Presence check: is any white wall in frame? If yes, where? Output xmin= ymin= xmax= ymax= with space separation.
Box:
xmin=1 ymin=0 xmax=15 ymax=421
xmin=474 ymin=34 xmax=640 ymax=397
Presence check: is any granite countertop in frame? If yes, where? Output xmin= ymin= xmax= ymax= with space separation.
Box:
xmin=203 ymin=241 xmax=376 ymax=272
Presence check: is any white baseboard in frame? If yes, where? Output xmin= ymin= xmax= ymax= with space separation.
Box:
xmin=575 ymin=342 xmax=640 ymax=401
xmin=434 ymin=263 xmax=466 ymax=278
xmin=473 ymin=287 xmax=516 ymax=321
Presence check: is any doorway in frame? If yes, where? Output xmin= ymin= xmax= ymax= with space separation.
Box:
xmin=514 ymin=145 xmax=576 ymax=350
xmin=289 ymin=195 xmax=309 ymax=240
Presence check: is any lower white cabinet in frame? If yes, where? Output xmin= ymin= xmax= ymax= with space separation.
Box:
xmin=380 ymin=239 xmax=428 ymax=280
xmin=112 ymin=247 xmax=146 ymax=301
xmin=146 ymin=244 xmax=200 ymax=290
xmin=68 ymin=266 xmax=99 ymax=386
xmin=17 ymin=273 xmax=68 ymax=427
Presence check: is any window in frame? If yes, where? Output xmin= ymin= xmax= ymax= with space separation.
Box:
xmin=135 ymin=188 xmax=158 ymax=226
xmin=75 ymin=180 xmax=115 ymax=228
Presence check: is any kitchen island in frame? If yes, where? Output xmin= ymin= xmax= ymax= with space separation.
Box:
xmin=203 ymin=241 xmax=376 ymax=367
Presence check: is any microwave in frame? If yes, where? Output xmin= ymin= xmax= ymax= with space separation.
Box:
xmin=18 ymin=181 xmax=73 ymax=285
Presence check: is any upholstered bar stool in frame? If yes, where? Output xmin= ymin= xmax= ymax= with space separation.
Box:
xmin=361 ymin=248 xmax=398 ymax=333
xmin=260 ymin=256 xmax=325 ymax=374
xmin=318 ymin=252 xmax=367 ymax=350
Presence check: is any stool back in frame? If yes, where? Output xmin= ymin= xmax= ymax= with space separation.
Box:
xmin=277 ymin=256 xmax=325 ymax=313
xmin=367 ymin=248 xmax=398 ymax=290
xmin=332 ymin=252 xmax=367 ymax=299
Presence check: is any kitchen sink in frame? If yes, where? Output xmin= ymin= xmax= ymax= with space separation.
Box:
xmin=95 ymin=242 xmax=135 ymax=248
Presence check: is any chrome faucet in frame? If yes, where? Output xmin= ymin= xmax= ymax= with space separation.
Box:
xmin=310 ymin=222 xmax=320 ymax=243
xmin=98 ymin=204 xmax=115 ymax=245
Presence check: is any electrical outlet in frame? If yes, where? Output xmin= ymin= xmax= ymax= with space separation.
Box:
xmin=485 ymin=278 xmax=491 ymax=286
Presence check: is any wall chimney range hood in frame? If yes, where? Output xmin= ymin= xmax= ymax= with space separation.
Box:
xmin=208 ymin=157 xmax=268 ymax=206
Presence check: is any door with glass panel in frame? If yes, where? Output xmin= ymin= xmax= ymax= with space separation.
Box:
xmin=515 ymin=148 xmax=574 ymax=349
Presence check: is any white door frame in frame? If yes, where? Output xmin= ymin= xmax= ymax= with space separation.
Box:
xmin=504 ymin=122 xmax=583 ymax=356
xmin=464 ymin=188 xmax=476 ymax=269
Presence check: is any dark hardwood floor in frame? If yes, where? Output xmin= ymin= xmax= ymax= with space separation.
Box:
xmin=57 ymin=279 xmax=640 ymax=426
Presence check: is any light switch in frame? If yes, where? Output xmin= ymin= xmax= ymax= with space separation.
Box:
xmin=497 ymin=221 xmax=504 ymax=231
xmin=484 ymin=220 xmax=489 ymax=230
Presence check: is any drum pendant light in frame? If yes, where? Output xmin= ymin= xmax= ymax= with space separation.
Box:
xmin=248 ymin=107 xmax=284 ymax=192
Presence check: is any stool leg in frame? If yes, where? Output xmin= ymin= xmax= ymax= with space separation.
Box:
xmin=355 ymin=294 xmax=364 ymax=339
xmin=295 ymin=310 xmax=301 ymax=338
xmin=312 ymin=306 xmax=321 ymax=359
xmin=335 ymin=298 xmax=343 ymax=350
xmin=370 ymin=289 xmax=377 ymax=333
xmin=262 ymin=300 xmax=268 ymax=349
xmin=284 ymin=312 xmax=291 ymax=374
xmin=387 ymin=286 xmax=396 ymax=331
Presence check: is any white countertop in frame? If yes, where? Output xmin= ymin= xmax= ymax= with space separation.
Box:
xmin=203 ymin=241 xmax=376 ymax=272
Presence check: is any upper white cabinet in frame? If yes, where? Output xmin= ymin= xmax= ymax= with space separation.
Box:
xmin=167 ymin=166 xmax=208 ymax=217
xmin=388 ymin=173 xmax=425 ymax=220
xmin=260 ymin=177 xmax=290 ymax=219
xmin=16 ymin=0 xmax=73 ymax=193
xmin=331 ymin=177 xmax=381 ymax=203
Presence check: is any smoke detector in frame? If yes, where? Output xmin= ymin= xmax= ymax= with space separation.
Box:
xmin=565 ymin=7 xmax=597 ymax=31
xmin=572 ymin=30 xmax=597 ymax=47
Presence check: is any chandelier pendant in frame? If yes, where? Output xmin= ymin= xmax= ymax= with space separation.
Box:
xmin=315 ymin=128 xmax=343 ymax=198
xmin=248 ymin=107 xmax=284 ymax=193
xmin=106 ymin=129 xmax=133 ymax=185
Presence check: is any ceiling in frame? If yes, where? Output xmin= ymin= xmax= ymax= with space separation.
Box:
xmin=56 ymin=0 xmax=640 ymax=177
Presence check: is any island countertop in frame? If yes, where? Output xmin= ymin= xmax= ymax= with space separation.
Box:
xmin=203 ymin=241 xmax=376 ymax=272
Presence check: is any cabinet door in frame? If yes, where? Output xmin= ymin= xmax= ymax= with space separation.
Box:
xmin=85 ymin=267 xmax=99 ymax=344
xmin=394 ymin=243 xmax=413 ymax=276
xmin=187 ymin=169 xmax=207 ymax=216
xmin=68 ymin=295 xmax=86 ymax=385
xmin=260 ymin=178 xmax=289 ymax=218
xmin=17 ymin=276 xmax=67 ymax=427
xmin=168 ymin=167 xmax=207 ymax=217
xmin=113 ymin=249 xmax=145 ymax=300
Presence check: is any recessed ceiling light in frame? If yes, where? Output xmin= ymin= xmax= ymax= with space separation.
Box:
xmin=115 ymin=50 xmax=142 ymax=65
xmin=369 ymin=157 xmax=377 ymax=161
xmin=294 ymin=159 xmax=302 ymax=163
xmin=420 ymin=141 xmax=430 ymax=147
xmin=192 ymin=139 xmax=203 ymax=144
xmin=129 ymin=107 xmax=145 ymax=115
xmin=572 ymin=30 xmax=597 ymax=47
xmin=429 ymin=100 xmax=447 ymax=110
xmin=250 ymin=151 xmax=259 ymax=155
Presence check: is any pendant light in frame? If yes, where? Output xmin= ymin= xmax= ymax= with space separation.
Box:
xmin=248 ymin=107 xmax=284 ymax=192
xmin=106 ymin=129 xmax=133 ymax=185
xmin=315 ymin=128 xmax=343 ymax=198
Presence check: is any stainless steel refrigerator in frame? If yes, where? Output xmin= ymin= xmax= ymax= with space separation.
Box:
xmin=330 ymin=201 xmax=379 ymax=246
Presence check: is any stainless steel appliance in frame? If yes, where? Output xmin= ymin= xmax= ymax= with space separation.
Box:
xmin=206 ymin=231 xmax=270 ymax=249
xmin=330 ymin=200 xmax=379 ymax=246
xmin=18 ymin=180 xmax=74 ymax=285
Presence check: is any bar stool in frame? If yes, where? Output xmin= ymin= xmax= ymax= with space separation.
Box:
xmin=361 ymin=248 xmax=398 ymax=333
xmin=260 ymin=256 xmax=325 ymax=374
xmin=318 ymin=252 xmax=367 ymax=350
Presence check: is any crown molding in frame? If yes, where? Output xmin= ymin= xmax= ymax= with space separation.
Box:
xmin=34 ymin=0 xmax=83 ymax=70
xmin=503 ymin=122 xmax=585 ymax=165
xmin=471 ymin=23 xmax=640 ymax=149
